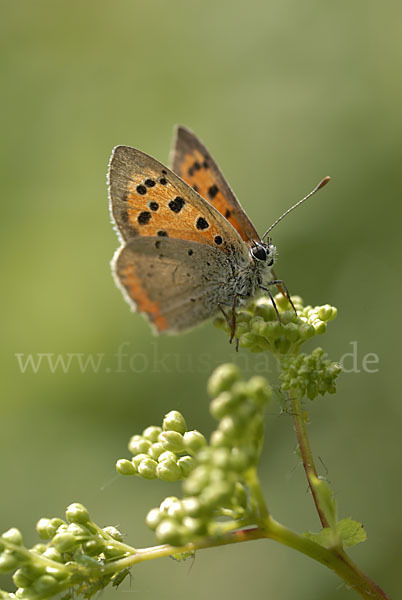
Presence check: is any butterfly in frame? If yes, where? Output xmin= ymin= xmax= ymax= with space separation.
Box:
xmin=108 ymin=126 xmax=329 ymax=337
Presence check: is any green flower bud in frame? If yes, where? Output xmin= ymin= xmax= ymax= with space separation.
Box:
xmin=44 ymin=566 xmax=67 ymax=581
xmin=183 ymin=466 xmax=209 ymax=495
xmin=181 ymin=497 xmax=202 ymax=517
xmin=155 ymin=520 xmax=184 ymax=546
xmin=211 ymin=448 xmax=231 ymax=469
xmin=66 ymin=523 xmax=90 ymax=538
xmin=177 ymin=456 xmax=195 ymax=477
xmin=128 ymin=436 xmax=152 ymax=456
xmin=247 ymin=376 xmax=272 ymax=406
xmin=0 ymin=551 xmax=19 ymax=572
xmin=317 ymin=304 xmax=337 ymax=322
xmin=210 ymin=391 xmax=236 ymax=420
xmin=312 ymin=319 xmax=326 ymax=334
xmin=33 ymin=574 xmax=59 ymax=594
xmin=132 ymin=453 xmax=149 ymax=469
xmin=145 ymin=508 xmax=163 ymax=530
xmin=52 ymin=533 xmax=77 ymax=553
xmin=35 ymin=519 xmax=52 ymax=541
xmin=148 ymin=442 xmax=165 ymax=460
xmin=31 ymin=544 xmax=47 ymax=555
xmin=183 ymin=430 xmax=207 ymax=453
xmin=103 ymin=545 xmax=126 ymax=559
xmin=65 ymin=503 xmax=89 ymax=525
xmin=209 ymin=430 xmax=229 ymax=447
xmin=142 ymin=426 xmax=162 ymax=442
xmin=2 ymin=528 xmax=23 ymax=546
xmin=82 ymin=538 xmax=105 ymax=556
xmin=156 ymin=459 xmax=182 ymax=482
xmin=299 ymin=323 xmax=315 ymax=340
xmin=56 ymin=524 xmax=68 ymax=535
xmin=158 ymin=450 xmax=177 ymax=463
xmin=103 ymin=526 xmax=123 ymax=542
xmin=283 ymin=322 xmax=300 ymax=341
xmin=200 ymin=481 xmax=234 ymax=508
xmin=196 ymin=448 xmax=211 ymax=464
xmin=219 ymin=415 xmax=241 ymax=441
xmin=159 ymin=497 xmax=179 ymax=513
xmin=230 ymin=381 xmax=250 ymax=402
xmin=138 ymin=457 xmax=158 ymax=479
xmin=42 ymin=548 xmax=62 ymax=563
xmin=230 ymin=448 xmax=249 ymax=472
xmin=207 ymin=364 xmax=240 ymax=397
xmin=254 ymin=299 xmax=277 ymax=321
xmin=166 ymin=501 xmax=185 ymax=520
xmin=13 ymin=568 xmax=34 ymax=588
xmin=182 ymin=517 xmax=205 ymax=537
xmin=116 ymin=459 xmax=137 ymax=476
xmin=162 ymin=411 xmax=187 ymax=435
xmin=159 ymin=431 xmax=184 ymax=452
xmin=238 ymin=332 xmax=264 ymax=349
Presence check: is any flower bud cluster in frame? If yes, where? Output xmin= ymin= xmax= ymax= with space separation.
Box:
xmin=0 ymin=504 xmax=131 ymax=600
xmin=214 ymin=294 xmax=337 ymax=354
xmin=280 ymin=348 xmax=342 ymax=400
xmin=116 ymin=411 xmax=204 ymax=482
xmin=146 ymin=365 xmax=272 ymax=547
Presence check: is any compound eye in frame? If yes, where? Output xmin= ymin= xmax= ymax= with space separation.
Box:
xmin=251 ymin=245 xmax=267 ymax=261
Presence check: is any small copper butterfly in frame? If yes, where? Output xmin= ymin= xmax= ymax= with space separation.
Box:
xmin=108 ymin=126 xmax=329 ymax=335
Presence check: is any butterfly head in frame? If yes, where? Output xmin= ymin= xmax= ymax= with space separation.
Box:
xmin=250 ymin=240 xmax=276 ymax=267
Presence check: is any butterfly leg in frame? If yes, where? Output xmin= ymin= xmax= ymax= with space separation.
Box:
xmin=260 ymin=280 xmax=297 ymax=318
xmin=218 ymin=297 xmax=239 ymax=351
xmin=230 ymin=293 xmax=238 ymax=344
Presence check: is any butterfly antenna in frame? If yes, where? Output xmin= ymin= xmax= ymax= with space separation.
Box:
xmin=262 ymin=176 xmax=331 ymax=240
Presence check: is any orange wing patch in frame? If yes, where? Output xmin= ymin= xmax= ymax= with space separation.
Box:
xmin=118 ymin=262 xmax=168 ymax=332
xmin=178 ymin=149 xmax=253 ymax=240
xmin=122 ymin=167 xmax=227 ymax=248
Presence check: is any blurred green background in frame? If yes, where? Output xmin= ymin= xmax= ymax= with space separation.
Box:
xmin=1 ymin=1 xmax=401 ymax=598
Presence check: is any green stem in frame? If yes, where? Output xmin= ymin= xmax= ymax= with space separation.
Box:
xmin=290 ymin=392 xmax=329 ymax=528
xmin=287 ymin=395 xmax=390 ymax=598
xmin=244 ymin=467 xmax=270 ymax=523
xmin=104 ymin=520 xmax=390 ymax=600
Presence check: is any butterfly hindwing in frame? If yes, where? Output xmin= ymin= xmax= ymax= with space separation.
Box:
xmin=113 ymin=237 xmax=235 ymax=333
xmin=170 ymin=126 xmax=259 ymax=243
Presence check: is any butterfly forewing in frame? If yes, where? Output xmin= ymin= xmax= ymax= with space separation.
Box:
xmin=170 ymin=126 xmax=259 ymax=243
xmin=109 ymin=145 xmax=252 ymax=333
xmin=109 ymin=145 xmax=245 ymax=253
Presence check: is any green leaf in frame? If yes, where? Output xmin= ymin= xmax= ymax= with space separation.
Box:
xmin=336 ymin=518 xmax=367 ymax=547
xmin=303 ymin=528 xmax=337 ymax=548
xmin=304 ymin=518 xmax=367 ymax=549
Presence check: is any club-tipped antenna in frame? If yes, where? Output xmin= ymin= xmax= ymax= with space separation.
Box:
xmin=262 ymin=176 xmax=331 ymax=240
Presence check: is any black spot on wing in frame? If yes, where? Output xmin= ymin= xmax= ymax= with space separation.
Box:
xmin=168 ymin=197 xmax=185 ymax=213
xmin=138 ymin=211 xmax=151 ymax=225
xmin=136 ymin=185 xmax=147 ymax=195
xmin=196 ymin=217 xmax=209 ymax=230
xmin=208 ymin=184 xmax=219 ymax=199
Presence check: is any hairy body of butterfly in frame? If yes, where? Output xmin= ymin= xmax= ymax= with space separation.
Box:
xmin=108 ymin=127 xmax=281 ymax=334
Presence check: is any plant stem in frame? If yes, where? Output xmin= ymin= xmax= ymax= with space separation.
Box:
xmin=287 ymin=394 xmax=391 ymax=599
xmin=244 ymin=466 xmax=270 ymax=523
xmin=104 ymin=520 xmax=390 ymax=599
xmin=290 ymin=392 xmax=329 ymax=528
